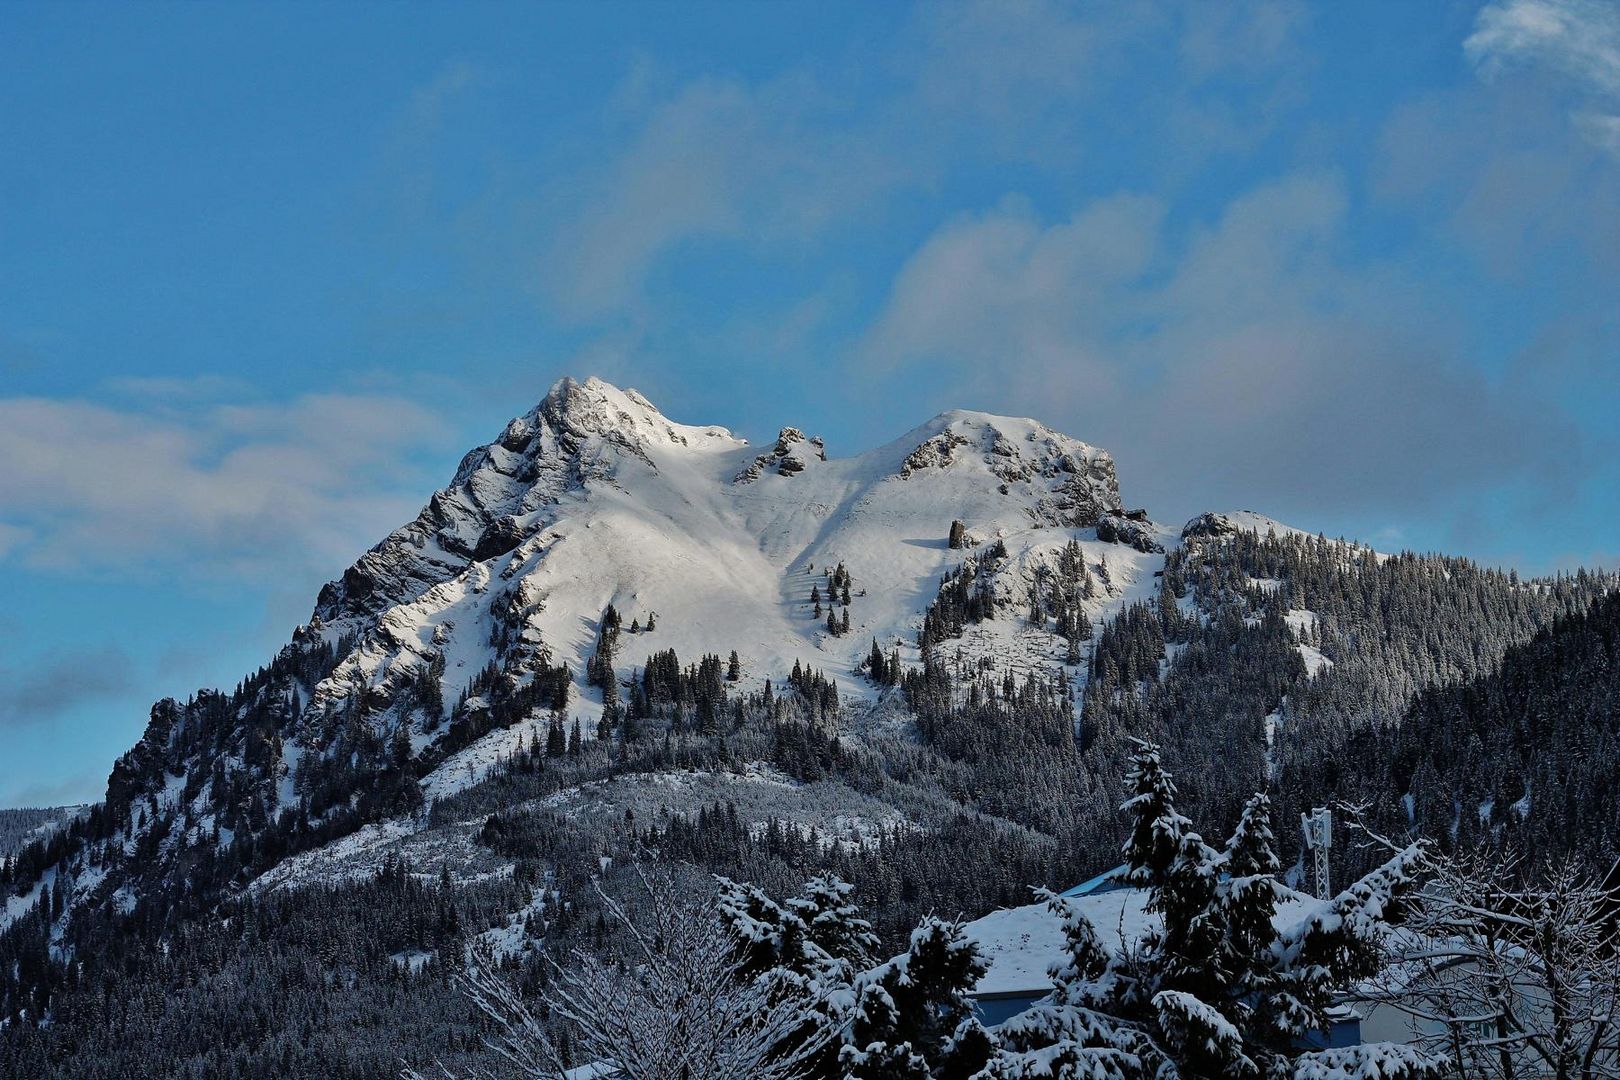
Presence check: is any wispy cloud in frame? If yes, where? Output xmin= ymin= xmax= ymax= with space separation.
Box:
xmin=532 ymin=0 xmax=1309 ymax=329
xmin=0 ymin=383 xmax=453 ymax=581
xmin=1376 ymin=3 xmax=1620 ymax=285
xmin=854 ymin=171 xmax=1580 ymax=524
xmin=0 ymin=646 xmax=137 ymax=729
xmin=1467 ymin=0 xmax=1620 ymax=154
xmin=541 ymin=77 xmax=820 ymax=321
xmin=1468 ymin=0 xmax=1620 ymax=94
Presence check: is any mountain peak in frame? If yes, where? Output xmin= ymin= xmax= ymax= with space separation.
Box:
xmin=533 ymin=375 xmax=740 ymax=451
xmin=871 ymin=408 xmax=1123 ymax=530
xmin=923 ymin=408 xmax=1108 ymax=455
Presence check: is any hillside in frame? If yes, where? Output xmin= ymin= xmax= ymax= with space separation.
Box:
xmin=0 ymin=376 xmax=1610 ymax=1078
xmin=1322 ymin=588 xmax=1620 ymax=865
xmin=0 ymin=809 xmax=78 ymax=859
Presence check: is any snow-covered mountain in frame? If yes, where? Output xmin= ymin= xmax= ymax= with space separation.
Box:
xmin=8 ymin=377 xmax=1177 ymax=920
xmin=9 ymin=375 xmax=1615 ymax=1077
xmin=293 ymin=376 xmax=1167 ymax=803
xmin=9 ymin=377 xmax=1441 ymax=923
xmin=6 ymin=378 xmax=1594 ymax=932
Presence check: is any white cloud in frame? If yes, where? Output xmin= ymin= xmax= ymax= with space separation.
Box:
xmin=859 ymin=193 xmax=1164 ymax=404
xmin=1467 ymin=0 xmax=1620 ymax=154
xmin=542 ymin=79 xmax=780 ymax=320
xmin=533 ymin=0 xmax=1311 ymax=327
xmin=1375 ymin=41 xmax=1620 ymax=280
xmin=853 ymin=172 xmax=1579 ymax=523
xmin=0 ymin=387 xmax=451 ymax=581
xmin=1467 ymin=0 xmax=1620 ymax=94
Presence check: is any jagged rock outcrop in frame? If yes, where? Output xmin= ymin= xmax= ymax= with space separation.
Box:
xmin=734 ymin=427 xmax=826 ymax=482
xmin=894 ymin=412 xmax=1121 ymax=528
xmin=104 ymin=699 xmax=183 ymax=821
xmin=1096 ymin=512 xmax=1164 ymax=554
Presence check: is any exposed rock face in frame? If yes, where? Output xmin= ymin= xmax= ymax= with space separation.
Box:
xmin=895 ymin=412 xmax=1122 ymax=528
xmin=105 ymin=700 xmax=183 ymax=820
xmin=899 ymin=430 xmax=972 ymax=477
xmin=1096 ymin=513 xmax=1165 ymax=554
xmin=1182 ymin=511 xmax=1241 ymax=542
xmin=733 ymin=427 xmax=826 ymax=483
xmin=315 ymin=377 xmax=743 ymax=622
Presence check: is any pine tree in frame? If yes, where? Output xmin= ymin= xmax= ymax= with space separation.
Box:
xmin=987 ymin=744 xmax=1437 ymax=1080
xmin=843 ymin=916 xmax=993 ymax=1080
xmin=1120 ymin=739 xmax=1188 ymax=888
xmin=868 ymin=639 xmax=888 ymax=685
xmin=1226 ymin=792 xmax=1280 ymax=876
xmin=786 ymin=875 xmax=878 ymax=974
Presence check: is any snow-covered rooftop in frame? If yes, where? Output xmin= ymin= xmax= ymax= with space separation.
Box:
xmin=964 ymin=883 xmax=1322 ymax=996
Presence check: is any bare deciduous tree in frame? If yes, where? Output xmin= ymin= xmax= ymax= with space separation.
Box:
xmin=406 ymin=867 xmax=833 ymax=1080
xmin=1360 ymin=841 xmax=1620 ymax=1080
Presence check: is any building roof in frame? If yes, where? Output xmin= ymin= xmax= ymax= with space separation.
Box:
xmin=962 ymin=881 xmax=1321 ymax=997
xmin=1058 ymin=864 xmax=1130 ymax=898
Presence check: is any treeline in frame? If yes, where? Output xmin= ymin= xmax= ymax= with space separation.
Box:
xmin=0 ymin=860 xmax=525 ymax=1079
xmin=6 ymin=515 xmax=1615 ymax=1074
xmin=0 ymin=808 xmax=77 ymax=859
xmin=1327 ymin=587 xmax=1620 ymax=870
xmin=1078 ymin=524 xmax=1611 ymax=878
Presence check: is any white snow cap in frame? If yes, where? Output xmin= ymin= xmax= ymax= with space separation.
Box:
xmin=535 ymin=375 xmax=742 ymax=450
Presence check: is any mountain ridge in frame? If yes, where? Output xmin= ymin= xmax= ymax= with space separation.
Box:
xmin=5 ymin=375 xmax=1616 ymax=1077
xmin=0 ymin=376 xmax=1502 ymax=922
xmin=296 ymin=375 xmax=1162 ymax=807
xmin=3 ymin=375 xmax=1169 ymax=927
xmin=7 ymin=375 xmax=1615 ymax=1072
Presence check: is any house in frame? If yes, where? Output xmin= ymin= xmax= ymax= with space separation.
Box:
xmin=959 ymin=867 xmax=1361 ymax=1048
xmin=962 ymin=864 xmax=1133 ymax=1026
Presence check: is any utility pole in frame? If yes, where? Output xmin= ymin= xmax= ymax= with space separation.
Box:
xmin=1302 ymin=807 xmax=1332 ymax=898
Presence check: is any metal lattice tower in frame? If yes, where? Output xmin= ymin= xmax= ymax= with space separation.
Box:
xmin=1301 ymin=807 xmax=1332 ymax=898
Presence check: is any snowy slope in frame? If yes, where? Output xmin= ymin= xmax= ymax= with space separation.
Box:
xmin=5 ymin=374 xmax=1205 ymax=928
xmin=31 ymin=375 xmax=1283 ymax=922
xmin=963 ymin=884 xmax=1322 ymax=996
xmin=287 ymin=376 xmax=1170 ymax=802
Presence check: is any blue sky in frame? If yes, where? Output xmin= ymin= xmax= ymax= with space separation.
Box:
xmin=2 ymin=0 xmax=1618 ymax=807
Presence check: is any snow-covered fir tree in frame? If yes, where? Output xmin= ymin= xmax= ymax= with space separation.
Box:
xmin=986 ymin=742 xmax=1440 ymax=1080
xmin=843 ymin=916 xmax=995 ymax=1080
